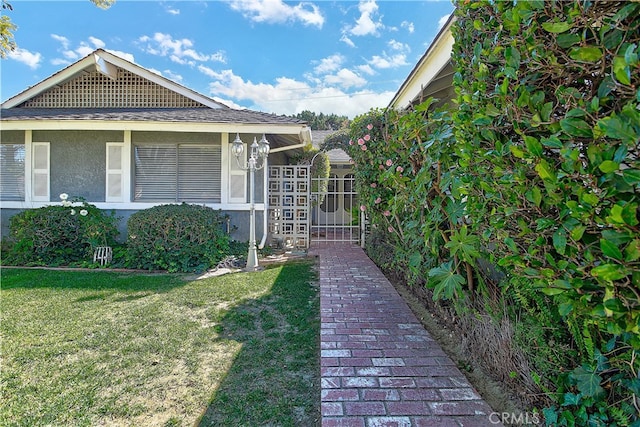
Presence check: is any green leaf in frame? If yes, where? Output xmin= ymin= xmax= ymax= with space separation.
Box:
xmin=570 ymin=225 xmax=586 ymax=241
xmin=556 ymin=33 xmax=581 ymax=49
xmin=598 ymin=115 xmax=638 ymax=144
xmin=536 ymin=218 xmax=555 ymax=231
xmin=524 ymin=135 xmax=543 ymax=157
xmin=624 ymin=239 xmax=640 ymax=262
xmin=542 ymin=21 xmax=573 ymax=33
xmin=560 ymin=117 xmax=593 ymax=138
xmin=591 ymin=264 xmax=630 ymax=281
xmin=509 ymin=144 xmax=525 ymax=159
xmin=428 ymin=261 xmax=465 ymax=301
xmin=622 ymin=169 xmax=640 ymax=185
xmin=569 ymin=46 xmax=603 ymax=63
xmin=572 ymin=366 xmax=605 ymax=398
xmin=535 ymin=159 xmax=557 ymax=182
xmin=553 ymin=228 xmax=567 ymax=255
xmin=562 ymin=392 xmax=581 ymax=406
xmin=598 ymin=160 xmax=619 ymax=173
xmin=622 ymin=203 xmax=639 ymax=226
xmin=541 ymin=136 xmax=563 ymax=149
xmin=613 ymin=56 xmax=631 ymax=85
xmin=600 ymin=239 xmax=623 ymax=261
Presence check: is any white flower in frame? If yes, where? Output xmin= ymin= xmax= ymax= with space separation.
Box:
xmin=59 ymin=193 xmax=68 ymax=201
xmin=62 ymin=200 xmax=72 ymax=207
xmin=70 ymin=209 xmax=76 ymax=215
xmin=80 ymin=209 xmax=88 ymax=216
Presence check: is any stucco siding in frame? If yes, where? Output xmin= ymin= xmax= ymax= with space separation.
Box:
xmin=32 ymin=130 xmax=122 ymax=202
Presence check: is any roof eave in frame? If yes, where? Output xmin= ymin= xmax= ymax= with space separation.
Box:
xmin=388 ymin=14 xmax=457 ymax=110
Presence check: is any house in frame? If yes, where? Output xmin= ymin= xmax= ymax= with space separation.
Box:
xmin=388 ymin=14 xmax=456 ymax=111
xmin=0 ymin=49 xmax=312 ymax=244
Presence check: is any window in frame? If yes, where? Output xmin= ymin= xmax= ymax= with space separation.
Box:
xmin=0 ymin=144 xmax=25 ymax=201
xmin=134 ymin=144 xmax=221 ymax=202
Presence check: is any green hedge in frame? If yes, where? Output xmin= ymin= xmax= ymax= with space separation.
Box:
xmin=4 ymin=196 xmax=120 ymax=266
xmin=343 ymin=1 xmax=638 ymax=424
xmin=126 ymin=204 xmax=231 ymax=273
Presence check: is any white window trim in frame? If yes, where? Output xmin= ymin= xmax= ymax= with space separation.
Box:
xmin=106 ymin=142 xmax=125 ymax=202
xmin=30 ymin=140 xmax=50 ymax=202
xmin=228 ymin=136 xmax=247 ymax=204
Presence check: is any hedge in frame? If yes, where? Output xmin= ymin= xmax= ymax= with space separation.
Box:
xmin=340 ymin=1 xmax=639 ymax=424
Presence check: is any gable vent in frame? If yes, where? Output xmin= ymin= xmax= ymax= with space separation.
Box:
xmin=19 ymin=69 xmax=208 ymax=109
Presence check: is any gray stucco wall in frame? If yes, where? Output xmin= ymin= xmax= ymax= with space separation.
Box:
xmin=1 ymin=130 xmax=24 ymax=144
xmin=33 ymin=130 xmax=123 ymax=202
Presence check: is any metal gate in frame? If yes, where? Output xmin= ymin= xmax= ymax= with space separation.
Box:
xmin=310 ymin=171 xmax=362 ymax=245
xmin=267 ymin=165 xmax=362 ymax=249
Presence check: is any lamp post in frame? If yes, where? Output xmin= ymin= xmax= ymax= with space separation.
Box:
xmin=232 ymin=133 xmax=270 ymax=270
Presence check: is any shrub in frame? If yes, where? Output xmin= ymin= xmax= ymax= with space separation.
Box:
xmin=126 ymin=203 xmax=232 ymax=273
xmin=4 ymin=194 xmax=120 ymax=266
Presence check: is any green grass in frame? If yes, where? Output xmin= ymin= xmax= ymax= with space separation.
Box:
xmin=1 ymin=261 xmax=320 ymax=427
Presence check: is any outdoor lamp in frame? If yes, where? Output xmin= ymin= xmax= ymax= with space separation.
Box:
xmin=232 ymin=133 xmax=270 ymax=270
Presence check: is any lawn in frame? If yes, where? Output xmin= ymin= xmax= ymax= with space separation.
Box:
xmin=1 ymin=261 xmax=320 ymax=427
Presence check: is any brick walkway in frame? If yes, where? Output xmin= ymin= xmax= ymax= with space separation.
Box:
xmin=310 ymin=243 xmax=502 ymax=427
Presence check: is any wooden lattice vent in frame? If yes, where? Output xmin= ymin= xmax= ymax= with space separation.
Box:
xmin=19 ymin=69 xmax=208 ymax=109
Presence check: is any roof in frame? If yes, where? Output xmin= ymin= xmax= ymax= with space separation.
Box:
xmin=388 ymin=14 xmax=456 ymax=110
xmin=1 ymin=49 xmax=226 ymax=110
xmin=0 ymin=107 xmax=306 ymax=125
xmin=312 ymin=130 xmax=351 ymax=164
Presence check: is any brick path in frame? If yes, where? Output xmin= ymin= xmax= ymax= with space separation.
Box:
xmin=310 ymin=243 xmax=502 ymax=427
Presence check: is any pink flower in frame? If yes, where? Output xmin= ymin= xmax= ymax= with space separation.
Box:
xmin=349 ymin=139 xmax=353 ymax=145
xmin=349 ymin=159 xmax=355 ymax=164
xmin=385 ymin=159 xmax=393 ymax=167
xmin=358 ymin=138 xmax=365 ymax=145
xmin=379 ymin=164 xmax=385 ymax=170
xmin=375 ymin=197 xmax=382 ymax=204
xmin=383 ymin=210 xmax=391 ymax=217
xmin=360 ymin=205 xmax=367 ymax=212
xmin=361 ymin=145 xmax=367 ymax=151
xmin=367 ymin=124 xmax=373 ymax=130
xmin=388 ymin=226 xmax=394 ymax=233
xmin=396 ymin=166 xmax=404 ymax=173
xmin=364 ymin=134 xmax=371 ymax=141
xmin=370 ymin=183 xmax=377 ymax=188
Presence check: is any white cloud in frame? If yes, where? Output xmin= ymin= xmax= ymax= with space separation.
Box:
xmin=313 ymin=54 xmax=343 ymax=75
xmin=348 ymin=0 xmax=383 ymax=37
xmin=438 ymin=14 xmax=451 ymax=29
xmin=88 ymin=36 xmax=106 ymax=49
xmin=356 ymin=64 xmax=375 ymax=76
xmin=139 ymin=33 xmax=226 ymax=65
xmin=7 ymin=48 xmax=42 ymax=69
xmin=227 ymin=0 xmax=324 ymax=28
xmin=200 ymin=66 xmax=389 ymax=118
xmin=323 ymin=68 xmax=366 ymax=89
xmin=387 ymin=39 xmax=409 ymax=52
xmin=49 ymin=35 xmax=115 ymax=66
xmin=105 ymin=49 xmax=135 ymax=63
xmin=368 ymin=53 xmax=408 ymax=69
xmin=166 ymin=6 xmax=180 ymax=15
xmin=340 ymin=34 xmax=355 ymax=48
xmin=51 ymin=34 xmax=70 ymax=50
xmin=401 ymin=20 xmax=414 ymax=34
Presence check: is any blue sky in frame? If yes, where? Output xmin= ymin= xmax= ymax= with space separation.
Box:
xmin=1 ymin=0 xmax=454 ymax=118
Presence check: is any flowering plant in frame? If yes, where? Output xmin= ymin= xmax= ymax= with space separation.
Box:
xmin=5 ymin=193 xmax=120 ymax=266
